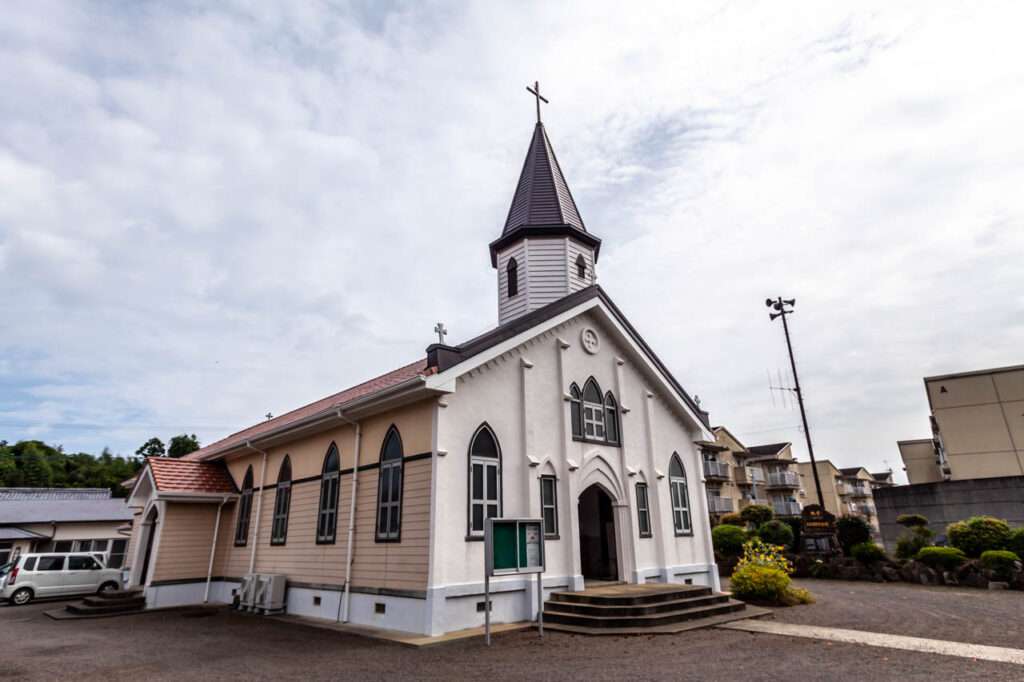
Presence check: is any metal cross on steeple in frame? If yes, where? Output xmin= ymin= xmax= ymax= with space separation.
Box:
xmin=526 ymin=81 xmax=549 ymax=123
xmin=434 ymin=322 xmax=447 ymax=344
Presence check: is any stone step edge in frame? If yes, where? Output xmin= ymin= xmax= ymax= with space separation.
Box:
xmin=542 ymin=600 xmax=745 ymax=626
xmin=540 ymin=606 xmax=772 ymax=636
xmin=548 ymin=587 xmax=712 ymax=605
xmin=543 ymin=594 xmax=730 ymax=615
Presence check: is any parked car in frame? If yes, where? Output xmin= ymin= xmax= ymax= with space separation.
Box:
xmin=0 ymin=553 xmax=122 ymax=605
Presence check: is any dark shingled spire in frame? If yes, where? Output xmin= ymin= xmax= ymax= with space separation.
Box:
xmin=489 ymin=123 xmax=600 ymax=267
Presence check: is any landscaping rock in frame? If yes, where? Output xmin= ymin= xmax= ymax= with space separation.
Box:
xmin=880 ymin=566 xmax=900 ymax=582
xmin=941 ymin=571 xmax=959 ymax=586
xmin=962 ymin=572 xmax=989 ymax=589
xmin=988 ymin=581 xmax=1009 ymax=590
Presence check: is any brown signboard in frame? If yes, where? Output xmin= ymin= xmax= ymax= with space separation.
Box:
xmin=800 ymin=504 xmax=835 ymax=535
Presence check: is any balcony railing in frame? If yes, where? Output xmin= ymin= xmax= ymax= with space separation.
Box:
xmin=703 ymin=460 xmax=730 ymax=480
xmin=773 ymin=500 xmax=802 ymax=516
xmin=858 ymin=504 xmax=876 ymax=515
xmin=766 ymin=470 xmax=800 ymax=488
xmin=708 ymin=497 xmax=734 ymax=514
xmin=847 ymin=484 xmax=870 ymax=498
xmin=739 ymin=497 xmax=768 ymax=509
xmin=734 ymin=466 xmax=765 ymax=486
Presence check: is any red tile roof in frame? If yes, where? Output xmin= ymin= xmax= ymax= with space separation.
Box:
xmin=187 ymin=359 xmax=428 ymax=461
xmin=148 ymin=457 xmax=237 ymax=494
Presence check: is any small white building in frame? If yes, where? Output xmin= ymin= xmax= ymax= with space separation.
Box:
xmin=125 ymin=119 xmax=720 ymax=636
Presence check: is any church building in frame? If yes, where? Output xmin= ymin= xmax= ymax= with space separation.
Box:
xmin=126 ymin=108 xmax=720 ymax=636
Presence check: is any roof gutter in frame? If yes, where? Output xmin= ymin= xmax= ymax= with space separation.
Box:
xmin=333 ymin=409 xmax=361 ymax=624
xmin=244 ymin=441 xmax=269 ymax=575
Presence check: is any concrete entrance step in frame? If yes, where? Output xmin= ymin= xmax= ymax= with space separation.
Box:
xmin=541 ymin=605 xmax=772 ymax=636
xmin=545 ymin=592 xmax=731 ymax=617
xmin=548 ymin=583 xmax=712 ymax=606
xmin=544 ymin=599 xmax=746 ymax=629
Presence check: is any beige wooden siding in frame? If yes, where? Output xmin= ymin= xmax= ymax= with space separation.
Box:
xmin=151 ymin=503 xmax=220 ymax=582
xmin=124 ymin=510 xmax=142 ymax=569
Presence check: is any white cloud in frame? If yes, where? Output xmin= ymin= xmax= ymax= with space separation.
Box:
xmin=0 ymin=1 xmax=1021 ymax=482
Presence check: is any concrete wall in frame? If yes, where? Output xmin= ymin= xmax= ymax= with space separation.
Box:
xmin=874 ymin=476 xmax=1024 ymax=550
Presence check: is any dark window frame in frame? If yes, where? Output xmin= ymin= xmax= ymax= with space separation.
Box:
xmin=540 ymin=475 xmax=559 ymax=538
xmin=576 ymin=253 xmax=587 ymax=279
xmin=603 ymin=391 xmax=620 ymax=445
xmin=271 ymin=456 xmax=292 ymax=546
xmin=375 ymin=426 xmax=404 ymax=542
xmin=234 ymin=466 xmax=254 ymax=547
xmin=467 ymin=423 xmax=502 ymax=539
xmin=316 ymin=444 xmax=341 ymax=545
xmin=669 ymin=454 xmax=693 ymax=536
xmin=570 ymin=377 xmax=621 ymax=448
xmin=569 ymin=383 xmax=583 ymax=438
xmin=636 ymin=483 xmax=652 ymax=538
xmin=507 ymin=257 xmax=519 ymax=298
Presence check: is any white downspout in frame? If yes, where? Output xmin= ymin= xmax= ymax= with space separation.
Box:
xmin=335 ymin=409 xmax=362 ymax=623
xmin=204 ymin=495 xmax=231 ymax=602
xmin=245 ymin=441 xmax=269 ymax=575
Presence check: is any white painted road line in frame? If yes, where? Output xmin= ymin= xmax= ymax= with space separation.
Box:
xmin=717 ymin=620 xmax=1024 ymax=666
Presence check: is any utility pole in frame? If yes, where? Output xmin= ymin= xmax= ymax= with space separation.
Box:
xmin=766 ymin=297 xmax=825 ymax=509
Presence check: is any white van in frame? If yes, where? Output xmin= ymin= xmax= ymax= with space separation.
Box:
xmin=0 ymin=553 xmax=122 ymax=605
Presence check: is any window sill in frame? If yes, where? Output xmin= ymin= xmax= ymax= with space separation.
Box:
xmin=465 ymin=535 xmax=484 ymax=542
xmin=572 ymin=436 xmax=621 ymax=447
xmin=674 ymin=531 xmax=694 ymax=538
xmin=544 ymin=535 xmax=561 ymax=541
xmin=314 ymin=539 xmax=336 ymax=546
xmin=638 ymin=533 xmax=653 ymax=539
xmin=269 ymin=541 xmax=286 ymax=547
xmin=375 ymin=536 xmax=401 ymax=543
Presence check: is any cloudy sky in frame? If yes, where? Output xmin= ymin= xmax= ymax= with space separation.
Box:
xmin=2 ymin=1 xmax=1022 ymax=481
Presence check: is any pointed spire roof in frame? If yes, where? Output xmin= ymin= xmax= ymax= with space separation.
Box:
xmin=503 ymin=123 xmax=585 ymax=234
xmin=490 ymin=123 xmax=600 ymax=266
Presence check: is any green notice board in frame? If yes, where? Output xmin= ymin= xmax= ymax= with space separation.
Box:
xmin=485 ymin=518 xmax=545 ymax=576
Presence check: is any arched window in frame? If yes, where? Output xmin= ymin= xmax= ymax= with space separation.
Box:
xmin=569 ymin=383 xmax=583 ymax=439
xmin=468 ymin=424 xmax=501 ymax=537
xmin=316 ymin=444 xmax=340 ymax=544
xmin=669 ymin=454 xmax=691 ymax=535
xmin=376 ymin=427 xmax=403 ymax=541
xmin=576 ymin=253 xmax=587 ymax=279
xmin=270 ymin=456 xmax=291 ymax=546
xmin=234 ymin=466 xmax=254 ymax=547
xmin=506 ymin=257 xmax=519 ymax=298
xmin=582 ymin=378 xmax=606 ymax=440
xmin=604 ymin=392 xmax=620 ymax=444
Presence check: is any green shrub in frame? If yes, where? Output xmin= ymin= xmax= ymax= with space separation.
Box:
xmin=915 ymin=546 xmax=967 ymax=570
xmin=809 ymin=559 xmax=830 ymax=579
xmin=835 ymin=514 xmax=872 ymax=556
xmin=897 ymin=513 xmax=929 ymax=528
xmin=736 ymin=537 xmax=793 ymax=574
xmin=851 ymin=542 xmax=885 ymax=564
xmin=757 ymin=520 xmax=794 ymax=547
xmin=947 ymin=517 xmax=1011 ymax=557
xmin=895 ymin=525 xmax=935 ymax=559
xmin=739 ymin=504 xmax=774 ymax=528
xmin=729 ymin=564 xmax=791 ymax=601
xmin=783 ymin=586 xmax=815 ymax=605
xmin=783 ymin=517 xmax=802 ymax=553
xmin=719 ymin=513 xmax=744 ymax=527
xmin=980 ymin=550 xmax=1021 ymax=581
xmin=1006 ymin=528 xmax=1024 ymax=559
xmin=712 ymin=524 xmax=747 ymax=556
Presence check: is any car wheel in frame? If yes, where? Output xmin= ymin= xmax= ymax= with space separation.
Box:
xmin=97 ymin=581 xmax=119 ymax=595
xmin=10 ymin=588 xmax=32 ymax=605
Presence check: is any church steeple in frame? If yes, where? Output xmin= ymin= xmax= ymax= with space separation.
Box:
xmin=490 ymin=113 xmax=602 ymax=325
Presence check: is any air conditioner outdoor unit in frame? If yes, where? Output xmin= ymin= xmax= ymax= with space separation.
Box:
xmin=237 ymin=573 xmax=258 ymax=610
xmin=257 ymin=574 xmax=287 ymax=614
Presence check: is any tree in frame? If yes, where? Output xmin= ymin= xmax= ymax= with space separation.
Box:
xmin=167 ymin=433 xmax=200 ymax=459
xmin=739 ymin=504 xmax=774 ymax=528
xmin=835 ymin=514 xmax=872 ymax=556
xmin=17 ymin=441 xmax=54 ymax=487
xmin=136 ymin=437 xmax=166 ymax=458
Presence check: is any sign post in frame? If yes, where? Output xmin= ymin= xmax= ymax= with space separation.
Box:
xmin=484 ymin=518 xmax=545 ymax=646
xmin=800 ymin=504 xmax=838 ymax=554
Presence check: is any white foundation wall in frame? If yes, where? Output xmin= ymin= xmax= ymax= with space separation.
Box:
xmin=429 ymin=309 xmax=717 ymax=633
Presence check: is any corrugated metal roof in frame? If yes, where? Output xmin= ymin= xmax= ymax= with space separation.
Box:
xmin=0 ymin=499 xmax=133 ymax=524
xmin=146 ymin=457 xmax=237 ymax=494
xmin=503 ymin=123 xmax=585 ymax=234
xmin=0 ymin=488 xmax=113 ymax=501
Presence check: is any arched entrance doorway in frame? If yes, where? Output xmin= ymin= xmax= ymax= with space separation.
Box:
xmin=137 ymin=506 xmax=159 ymax=587
xmin=578 ymin=485 xmax=618 ymax=581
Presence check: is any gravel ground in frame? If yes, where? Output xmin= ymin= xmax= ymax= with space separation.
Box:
xmin=1 ymin=584 xmax=1022 ymax=681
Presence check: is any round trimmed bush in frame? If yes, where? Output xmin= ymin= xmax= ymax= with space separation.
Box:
xmin=980 ymin=550 xmax=1021 ymax=581
xmin=1006 ymin=528 xmax=1024 ymax=559
xmin=835 ymin=514 xmax=872 ymax=556
xmin=729 ymin=564 xmax=791 ymax=602
xmin=739 ymin=504 xmax=774 ymax=528
xmin=895 ymin=530 xmax=932 ymax=559
xmin=946 ymin=517 xmax=1011 ymax=557
xmin=712 ymin=524 xmax=747 ymax=556
xmin=851 ymin=541 xmax=885 ymax=564
xmin=897 ymin=513 xmax=929 ymax=528
xmin=719 ymin=513 xmax=744 ymax=527
xmin=757 ymin=520 xmax=794 ymax=547
xmin=915 ymin=546 xmax=967 ymax=570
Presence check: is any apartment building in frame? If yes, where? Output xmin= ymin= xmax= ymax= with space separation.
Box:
xmin=897 ymin=364 xmax=1024 ymax=484
xmin=700 ymin=427 xmax=803 ymax=519
xmin=796 ymin=461 xmax=879 ymax=535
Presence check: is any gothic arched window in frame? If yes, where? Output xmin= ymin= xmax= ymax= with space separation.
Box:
xmin=316 ymin=444 xmax=340 ymax=544
xmin=468 ymin=424 xmax=501 ymax=537
xmin=376 ymin=427 xmax=404 ymax=541
xmin=234 ymin=466 xmax=254 ymax=547
xmin=569 ymin=383 xmax=583 ymax=438
xmin=271 ymin=456 xmax=291 ymax=546
xmin=604 ymin=392 xmax=620 ymax=445
xmin=506 ymin=257 xmax=519 ymax=298
xmin=669 ymin=454 xmax=692 ymax=535
xmin=582 ymin=377 xmax=606 ymax=440
xmin=576 ymin=253 xmax=587 ymax=279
